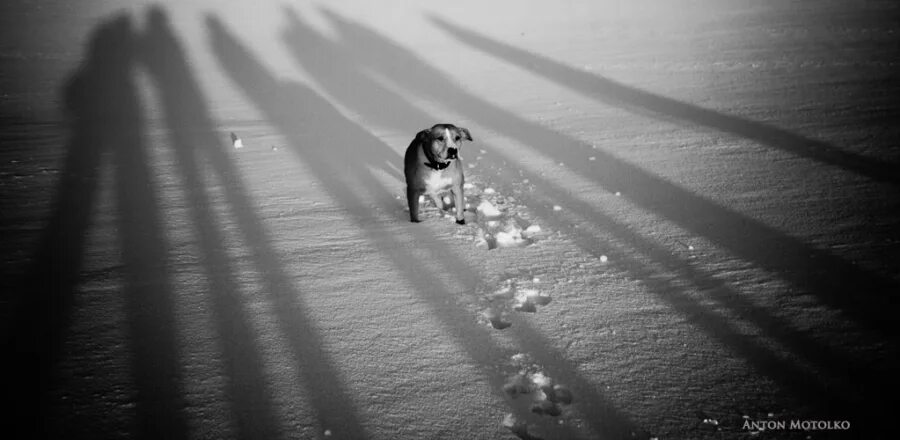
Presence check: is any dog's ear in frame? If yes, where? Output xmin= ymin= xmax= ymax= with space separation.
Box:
xmin=416 ymin=129 xmax=431 ymax=144
xmin=457 ymin=127 xmax=473 ymax=141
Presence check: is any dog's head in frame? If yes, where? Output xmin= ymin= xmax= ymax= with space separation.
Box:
xmin=417 ymin=123 xmax=473 ymax=166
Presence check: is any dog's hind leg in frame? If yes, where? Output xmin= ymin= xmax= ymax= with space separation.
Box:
xmin=429 ymin=193 xmax=445 ymax=212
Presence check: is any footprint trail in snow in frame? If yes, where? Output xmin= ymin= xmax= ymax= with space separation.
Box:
xmin=469 ymin=184 xmax=544 ymax=250
xmin=399 ymin=177 xmax=546 ymax=250
xmin=400 ymin=176 xmax=582 ymax=435
xmin=501 ymin=353 xmax=575 ymax=438
xmin=480 ymin=276 xmax=552 ymax=330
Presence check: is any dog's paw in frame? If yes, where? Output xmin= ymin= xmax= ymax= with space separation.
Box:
xmin=456 ymin=219 xmax=466 ymax=225
xmin=410 ymin=218 xmax=421 ymax=223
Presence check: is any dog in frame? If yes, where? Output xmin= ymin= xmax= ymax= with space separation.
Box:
xmin=404 ymin=123 xmax=473 ymax=224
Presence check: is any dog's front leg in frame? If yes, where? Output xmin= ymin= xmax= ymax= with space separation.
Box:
xmin=407 ymin=186 xmax=422 ymax=222
xmin=451 ymin=186 xmax=465 ymax=225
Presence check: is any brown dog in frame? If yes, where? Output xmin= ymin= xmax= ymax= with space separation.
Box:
xmin=404 ymin=123 xmax=473 ymax=224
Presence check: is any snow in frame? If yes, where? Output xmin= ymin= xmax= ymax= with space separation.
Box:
xmin=3 ymin=0 xmax=900 ymax=439
xmin=476 ymin=200 xmax=502 ymax=218
xmin=524 ymin=224 xmax=541 ymax=235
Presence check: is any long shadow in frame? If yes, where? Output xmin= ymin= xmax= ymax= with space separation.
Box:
xmin=2 ymin=15 xmax=188 ymax=439
xmin=431 ymin=17 xmax=900 ymax=187
xmin=138 ymin=8 xmax=281 ymax=439
xmin=317 ymin=11 xmax=898 ymax=340
xmin=281 ymin=10 xmax=896 ymax=435
xmin=102 ymin=18 xmax=190 ymax=440
xmin=2 ymin=15 xmax=121 ymax=436
xmin=210 ymin=15 xmax=645 ymax=440
xmin=132 ymin=10 xmax=370 ymax=440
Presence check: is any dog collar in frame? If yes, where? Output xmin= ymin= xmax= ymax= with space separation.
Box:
xmin=424 ymin=160 xmax=451 ymax=170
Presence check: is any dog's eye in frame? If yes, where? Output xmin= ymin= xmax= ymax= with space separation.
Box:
xmin=454 ymin=135 xmax=461 ymax=142
xmin=437 ymin=136 xmax=444 ymax=141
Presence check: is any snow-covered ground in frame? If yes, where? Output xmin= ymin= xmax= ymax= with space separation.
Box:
xmin=3 ymin=0 xmax=899 ymax=438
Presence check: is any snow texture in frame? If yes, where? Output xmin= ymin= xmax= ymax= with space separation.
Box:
xmin=2 ymin=0 xmax=900 ymax=439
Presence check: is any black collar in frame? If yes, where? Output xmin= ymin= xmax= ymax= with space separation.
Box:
xmin=424 ymin=160 xmax=451 ymax=170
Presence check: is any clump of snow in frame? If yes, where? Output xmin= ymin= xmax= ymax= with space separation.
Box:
xmin=514 ymin=288 xmax=537 ymax=303
xmin=513 ymin=287 xmax=552 ymax=312
xmin=494 ymin=283 xmax=513 ymax=297
xmin=483 ymin=187 xmax=496 ymax=194
xmin=477 ymin=200 xmax=501 ymax=218
xmin=514 ymin=300 xmax=537 ymax=313
xmin=501 ymin=413 xmax=529 ymax=437
xmin=530 ymin=372 xmax=551 ymax=388
xmin=495 ymin=225 xmax=527 ymax=248
xmin=552 ymin=205 xmax=562 ymax=211
xmin=600 ymin=255 xmax=608 ymax=262
xmin=502 ymin=374 xmax=533 ymax=397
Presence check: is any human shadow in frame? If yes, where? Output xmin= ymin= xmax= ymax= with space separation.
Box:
xmin=317 ymin=10 xmax=898 ymax=340
xmin=103 ymin=17 xmax=191 ymax=440
xmin=138 ymin=8 xmax=282 ymax=439
xmin=2 ymin=15 xmax=189 ymax=439
xmin=432 ymin=17 xmax=900 ymax=187
xmin=210 ymin=14 xmax=645 ymax=440
xmin=282 ymin=9 xmax=896 ymax=435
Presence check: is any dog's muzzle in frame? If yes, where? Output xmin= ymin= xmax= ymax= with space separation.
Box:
xmin=447 ymin=148 xmax=458 ymax=160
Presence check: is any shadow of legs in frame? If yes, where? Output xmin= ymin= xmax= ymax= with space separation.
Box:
xmin=138 ymin=8 xmax=282 ymax=439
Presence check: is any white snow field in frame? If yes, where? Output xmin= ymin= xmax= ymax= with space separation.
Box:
xmin=2 ymin=0 xmax=899 ymax=439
